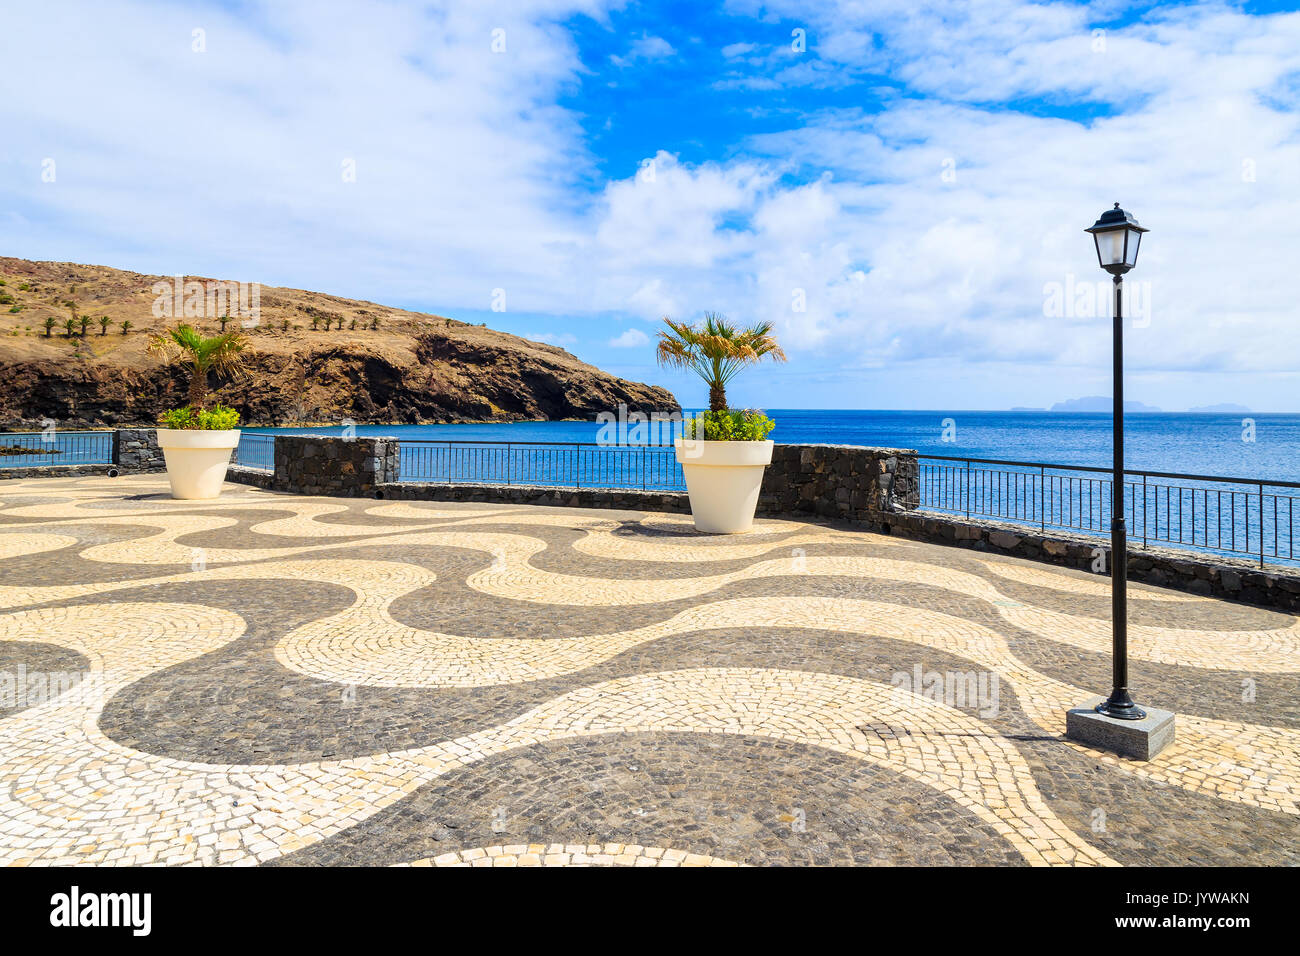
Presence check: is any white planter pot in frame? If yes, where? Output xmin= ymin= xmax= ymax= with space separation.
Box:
xmin=156 ymin=429 xmax=241 ymax=499
xmin=674 ymin=439 xmax=774 ymax=534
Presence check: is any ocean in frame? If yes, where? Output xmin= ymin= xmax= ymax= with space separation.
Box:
xmin=245 ymin=409 xmax=1300 ymax=484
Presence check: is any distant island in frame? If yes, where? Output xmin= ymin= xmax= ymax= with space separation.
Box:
xmin=1050 ymin=396 xmax=1162 ymax=413
xmin=1033 ymin=398 xmax=1253 ymax=413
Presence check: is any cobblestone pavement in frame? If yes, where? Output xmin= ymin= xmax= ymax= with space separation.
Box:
xmin=1 ymin=474 xmax=1297 ymax=866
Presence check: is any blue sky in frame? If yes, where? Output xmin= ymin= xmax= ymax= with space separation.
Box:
xmin=3 ymin=0 xmax=1300 ymax=410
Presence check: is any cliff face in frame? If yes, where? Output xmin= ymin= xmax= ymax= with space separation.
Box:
xmin=0 ymin=257 xmax=677 ymax=427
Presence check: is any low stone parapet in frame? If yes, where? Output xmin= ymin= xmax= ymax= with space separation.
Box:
xmin=757 ymin=443 xmax=919 ymax=522
xmin=270 ymin=435 xmax=400 ymax=497
xmin=0 ymin=463 xmax=119 ymax=480
xmin=113 ymin=428 xmax=165 ymax=471
xmin=882 ymin=510 xmax=1300 ymax=613
xmin=225 ymin=465 xmax=275 ymax=489
xmin=376 ymin=481 xmax=689 ymax=513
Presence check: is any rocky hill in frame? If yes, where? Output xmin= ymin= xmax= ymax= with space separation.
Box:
xmin=0 ymin=257 xmax=677 ymax=428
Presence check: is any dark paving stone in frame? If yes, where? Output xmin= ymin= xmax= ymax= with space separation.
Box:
xmin=273 ymin=732 xmax=1028 ymax=867
xmin=0 ymin=641 xmax=90 ymax=718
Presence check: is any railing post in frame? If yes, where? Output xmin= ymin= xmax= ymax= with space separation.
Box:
xmin=964 ymin=459 xmax=971 ymax=518
xmin=1260 ymin=481 xmax=1266 ymax=569
xmin=1039 ymin=465 xmax=1045 ymax=530
xmin=1142 ymin=474 xmax=1148 ymax=550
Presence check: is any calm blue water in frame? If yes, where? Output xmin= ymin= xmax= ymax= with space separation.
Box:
xmin=245 ymin=410 xmax=1300 ymax=483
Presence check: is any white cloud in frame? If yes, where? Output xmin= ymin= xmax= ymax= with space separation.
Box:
xmin=611 ymin=33 xmax=676 ymax=67
xmin=0 ymin=0 xmax=613 ymax=307
xmin=626 ymin=278 xmax=679 ymax=318
xmin=608 ymin=327 xmax=651 ymax=348
xmin=594 ymin=151 xmax=768 ymax=267
xmin=594 ymin=2 xmax=1300 ymax=393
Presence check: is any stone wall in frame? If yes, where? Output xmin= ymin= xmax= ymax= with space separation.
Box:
xmin=270 ymin=435 xmax=400 ymax=497
xmin=0 ymin=463 xmax=119 ymax=480
xmin=113 ymin=428 xmax=165 ymax=471
xmin=225 ymin=465 xmax=275 ymax=489
xmin=757 ymin=443 xmax=919 ymax=522
xmin=376 ymin=480 xmax=688 ymax=513
xmin=880 ymin=510 xmax=1300 ymax=613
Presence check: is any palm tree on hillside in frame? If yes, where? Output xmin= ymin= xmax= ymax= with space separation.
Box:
xmin=147 ymin=323 xmax=248 ymax=409
xmin=655 ymin=312 xmax=786 ymax=412
xmin=98 ymin=315 xmax=110 ymax=335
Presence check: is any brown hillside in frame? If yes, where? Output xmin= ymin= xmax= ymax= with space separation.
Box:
xmin=0 ymin=257 xmax=677 ymax=427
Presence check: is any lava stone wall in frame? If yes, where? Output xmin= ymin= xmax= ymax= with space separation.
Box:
xmin=270 ymin=435 xmax=400 ymax=497
xmin=0 ymin=463 xmax=118 ymax=480
xmin=757 ymin=443 xmax=919 ymax=522
xmin=883 ymin=510 xmax=1300 ymax=613
xmin=376 ymin=480 xmax=688 ymax=513
xmin=113 ymin=428 xmax=165 ymax=471
xmin=225 ymin=465 xmax=275 ymax=489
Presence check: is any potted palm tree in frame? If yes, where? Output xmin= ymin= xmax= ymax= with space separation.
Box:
xmin=656 ymin=312 xmax=785 ymax=533
xmin=148 ymin=324 xmax=248 ymax=499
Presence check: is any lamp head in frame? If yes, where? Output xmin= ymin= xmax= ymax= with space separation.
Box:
xmin=1085 ymin=202 xmax=1149 ymax=275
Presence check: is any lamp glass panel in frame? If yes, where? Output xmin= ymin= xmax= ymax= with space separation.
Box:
xmin=1125 ymin=228 xmax=1142 ymax=267
xmin=1094 ymin=229 xmax=1126 ymax=266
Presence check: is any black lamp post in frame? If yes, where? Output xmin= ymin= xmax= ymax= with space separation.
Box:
xmin=1084 ymin=203 xmax=1150 ymax=720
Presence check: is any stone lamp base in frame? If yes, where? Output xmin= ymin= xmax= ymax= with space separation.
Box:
xmin=1065 ymin=698 xmax=1175 ymax=761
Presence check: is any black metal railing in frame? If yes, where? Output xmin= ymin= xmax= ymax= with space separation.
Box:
xmin=0 ymin=430 xmax=114 ymax=468
xmin=914 ymin=454 xmax=1299 ymax=567
xmin=232 ymin=433 xmax=275 ymax=472
xmin=400 ymin=440 xmax=686 ymax=492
